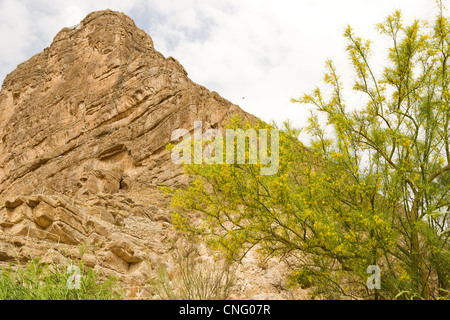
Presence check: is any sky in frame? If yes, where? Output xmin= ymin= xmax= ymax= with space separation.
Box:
xmin=0 ymin=0 xmax=439 ymax=129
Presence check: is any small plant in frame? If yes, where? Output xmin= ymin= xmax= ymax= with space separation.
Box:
xmin=78 ymin=241 xmax=92 ymax=258
xmin=0 ymin=258 xmax=123 ymax=300
xmin=151 ymin=242 xmax=236 ymax=300
xmin=93 ymin=240 xmax=104 ymax=252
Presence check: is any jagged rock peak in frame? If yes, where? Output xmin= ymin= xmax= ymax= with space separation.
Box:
xmin=2 ymin=10 xmax=155 ymax=90
xmin=56 ymin=9 xmax=154 ymax=51
xmin=0 ymin=9 xmax=250 ymax=199
xmin=0 ymin=10 xmax=302 ymax=300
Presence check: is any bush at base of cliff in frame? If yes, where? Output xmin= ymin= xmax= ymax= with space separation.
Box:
xmin=0 ymin=258 xmax=123 ymax=300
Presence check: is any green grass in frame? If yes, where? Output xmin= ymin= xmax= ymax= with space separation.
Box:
xmin=0 ymin=258 xmax=123 ymax=300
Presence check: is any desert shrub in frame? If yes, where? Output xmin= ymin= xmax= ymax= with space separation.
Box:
xmin=151 ymin=242 xmax=236 ymax=300
xmin=167 ymin=5 xmax=450 ymax=299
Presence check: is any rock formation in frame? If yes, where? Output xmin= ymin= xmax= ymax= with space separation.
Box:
xmin=0 ymin=10 xmax=306 ymax=299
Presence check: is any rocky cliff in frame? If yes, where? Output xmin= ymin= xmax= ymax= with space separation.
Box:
xmin=0 ymin=10 xmax=305 ymax=299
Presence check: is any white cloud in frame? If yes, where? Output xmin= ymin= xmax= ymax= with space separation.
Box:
xmin=138 ymin=0 xmax=437 ymax=127
xmin=65 ymin=4 xmax=83 ymax=27
xmin=0 ymin=0 xmax=440 ymax=128
xmin=0 ymin=0 xmax=34 ymax=77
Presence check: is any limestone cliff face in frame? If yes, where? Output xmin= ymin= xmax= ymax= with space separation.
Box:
xmin=0 ymin=10 xmax=248 ymax=198
xmin=0 ymin=10 xmax=305 ymax=299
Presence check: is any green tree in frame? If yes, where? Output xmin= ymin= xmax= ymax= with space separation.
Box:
xmin=167 ymin=6 xmax=449 ymax=300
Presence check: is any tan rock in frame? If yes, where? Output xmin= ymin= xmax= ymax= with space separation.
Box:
xmin=0 ymin=208 xmax=10 ymax=227
xmin=45 ymin=221 xmax=83 ymax=245
xmin=33 ymin=201 xmax=55 ymax=228
xmin=0 ymin=241 xmax=17 ymax=262
xmin=0 ymin=9 xmax=253 ymax=200
xmin=108 ymin=239 xmax=142 ymax=264
xmin=0 ymin=9 xmax=304 ymax=300
xmin=8 ymin=204 xmax=33 ymax=225
xmin=40 ymin=249 xmax=71 ymax=265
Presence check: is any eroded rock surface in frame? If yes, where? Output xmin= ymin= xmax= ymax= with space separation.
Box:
xmin=0 ymin=10 xmax=305 ymax=299
xmin=0 ymin=10 xmax=250 ymax=198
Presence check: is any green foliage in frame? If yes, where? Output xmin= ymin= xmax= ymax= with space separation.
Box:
xmin=0 ymin=258 xmax=123 ymax=300
xmin=166 ymin=4 xmax=450 ymax=300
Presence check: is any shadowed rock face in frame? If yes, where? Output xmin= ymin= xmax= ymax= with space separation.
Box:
xmin=0 ymin=9 xmax=250 ymax=199
xmin=0 ymin=10 xmax=306 ymax=299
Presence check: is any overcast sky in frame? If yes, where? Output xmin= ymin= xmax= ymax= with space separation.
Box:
xmin=0 ymin=0 xmax=439 ymax=128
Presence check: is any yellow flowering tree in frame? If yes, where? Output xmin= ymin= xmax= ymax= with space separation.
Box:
xmin=166 ymin=7 xmax=449 ymax=300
